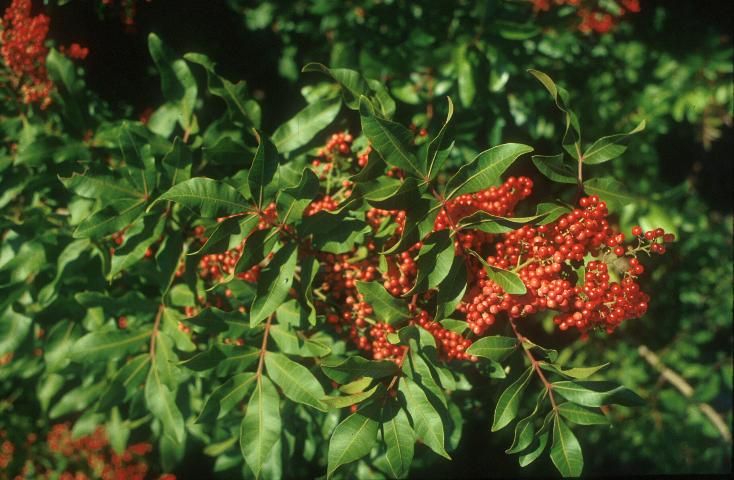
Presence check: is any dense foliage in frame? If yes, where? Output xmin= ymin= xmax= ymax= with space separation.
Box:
xmin=1 ymin=0 xmax=731 ymax=478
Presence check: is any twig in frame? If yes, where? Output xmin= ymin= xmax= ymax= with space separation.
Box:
xmin=510 ymin=318 xmax=558 ymax=411
xmin=256 ymin=314 xmax=274 ymax=378
xmin=574 ymin=143 xmax=585 ymax=203
xmin=638 ymin=344 xmax=731 ymax=443
xmin=149 ymin=304 xmax=165 ymax=358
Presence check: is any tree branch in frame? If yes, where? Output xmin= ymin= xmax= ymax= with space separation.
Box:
xmin=149 ymin=304 xmax=165 ymax=359
xmin=256 ymin=314 xmax=274 ymax=379
xmin=510 ymin=318 xmax=558 ymax=411
xmin=638 ymin=344 xmax=731 ymax=443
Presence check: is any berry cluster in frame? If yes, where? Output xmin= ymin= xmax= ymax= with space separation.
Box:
xmin=0 ymin=424 xmax=174 ymax=480
xmin=459 ymin=195 xmax=672 ymax=336
xmin=305 ymin=195 xmax=339 ymax=216
xmin=59 ymin=43 xmax=89 ymax=60
xmin=0 ymin=0 xmax=53 ymax=108
xmin=317 ymin=131 xmax=353 ymax=158
xmin=195 ymin=205 xmax=277 ymax=284
xmin=0 ymin=0 xmax=90 ymax=108
xmin=167 ymin=131 xmax=670 ymax=375
xmin=553 ymin=260 xmax=650 ymax=333
xmin=412 ymin=309 xmax=474 ymax=361
xmin=532 ymin=0 xmax=641 ymax=34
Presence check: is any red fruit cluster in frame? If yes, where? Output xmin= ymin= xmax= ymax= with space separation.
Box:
xmin=0 ymin=0 xmax=53 ymax=108
xmin=436 ymin=176 xmax=534 ymax=251
xmin=382 ymin=244 xmax=420 ymax=297
xmin=531 ymin=0 xmax=641 ymax=34
xmin=196 ymin=206 xmax=277 ymax=284
xmin=412 ymin=310 xmax=474 ymax=361
xmin=305 ymin=195 xmax=339 ymax=216
xmin=59 ymin=43 xmax=89 ymax=60
xmin=553 ymin=260 xmax=650 ymax=333
xmin=317 ymin=131 xmax=353 ymax=158
xmin=0 ymin=424 xmax=174 ymax=480
xmin=357 ymin=146 xmax=372 ymax=168
xmin=459 ymin=195 xmax=672 ymax=336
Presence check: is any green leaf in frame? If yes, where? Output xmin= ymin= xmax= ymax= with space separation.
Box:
xmin=73 ymin=199 xmax=146 ymax=239
xmin=145 ymin=364 xmax=185 ymax=444
xmin=535 ymin=202 xmax=572 ymax=225
xmin=446 ymin=143 xmax=534 ymax=199
xmin=70 ymin=328 xmax=151 ymax=363
xmin=321 ymin=356 xmax=399 ymax=384
xmin=455 ymin=43 xmax=476 ymax=108
xmin=300 ymin=211 xmax=371 ymax=254
xmin=399 ymin=377 xmax=450 ymax=460
xmin=229 ymin=228 xmax=279 ymax=282
xmin=322 ymin=385 xmax=379 ymax=409
xmin=355 ymin=281 xmax=410 ymax=325
xmin=276 ymin=168 xmax=319 ymax=223
xmin=403 ymin=346 xmax=446 ymax=408
xmin=265 ymin=352 xmax=327 ymax=412
xmin=339 ymin=377 xmax=374 ymax=395
xmin=506 ymin=391 xmax=546 ymax=454
xmin=162 ymin=137 xmax=193 ymax=186
xmin=59 ymin=171 xmax=145 ymax=203
xmin=528 ymin=69 xmax=580 ymax=157
xmin=492 ymin=366 xmax=534 ymax=432
xmin=249 ymin=131 xmax=281 ymax=208
xmin=268 ymin=324 xmax=331 ymax=358
xmin=405 ymin=230 xmax=454 ymax=296
xmin=426 ymin=97 xmax=455 ymax=180
xmin=98 ymin=355 xmax=150 ymax=411
xmin=184 ymin=53 xmax=260 ymax=128
xmin=151 ymin=330 xmax=179 ymax=390
xmin=365 ymin=177 xmax=422 ymax=211
xmin=467 ymin=249 xmax=526 ymax=295
xmin=0 ymin=309 xmax=31 ymax=355
xmin=583 ymin=121 xmax=645 ymax=164
xmin=179 ymin=346 xmax=226 ymax=371
xmin=302 ymin=63 xmax=394 ymax=117
xmin=550 ymin=415 xmax=584 ymax=477
xmin=189 ymin=215 xmax=258 ymax=256
xmin=557 ymin=403 xmax=609 ymax=425
xmin=382 ymin=401 xmax=415 ymax=479
xmin=518 ymin=430 xmax=549 ymax=467
xmin=540 ymin=362 xmax=609 ymax=379
xmin=552 ymin=381 xmax=645 ymax=407
xmin=466 ymin=336 xmax=518 ymax=362
xmin=360 ymin=97 xmax=423 ymax=177
xmin=382 ymin=196 xmax=442 ymax=254
xmin=250 ymin=243 xmax=298 ymax=326
xmin=327 ymin=409 xmax=380 ymax=479
xmin=46 ymin=49 xmax=85 ymax=129
xmin=197 ymin=372 xmax=256 ymax=423
xmin=152 ymin=177 xmax=249 ymax=217
xmin=434 ymin=256 xmax=467 ymax=321
xmin=148 ymin=33 xmax=197 ymax=131
xmin=240 ymin=377 xmax=282 ymax=479
xmin=299 ymin=256 xmax=320 ymax=326
xmin=108 ymin=214 xmax=165 ymax=279
xmin=532 ymin=154 xmax=577 ymax=184
xmin=273 ymin=97 xmax=341 ymax=153
xmin=456 ymin=211 xmax=548 ymax=234
xmin=583 ymin=177 xmax=634 ymax=211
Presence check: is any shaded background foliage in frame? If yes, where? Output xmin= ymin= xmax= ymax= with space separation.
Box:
xmin=1 ymin=0 xmax=732 ymax=477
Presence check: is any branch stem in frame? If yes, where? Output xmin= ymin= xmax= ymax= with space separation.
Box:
xmin=149 ymin=304 xmax=165 ymax=359
xmin=509 ymin=318 xmax=558 ymax=411
xmin=638 ymin=344 xmax=731 ymax=443
xmin=256 ymin=314 xmax=274 ymax=379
